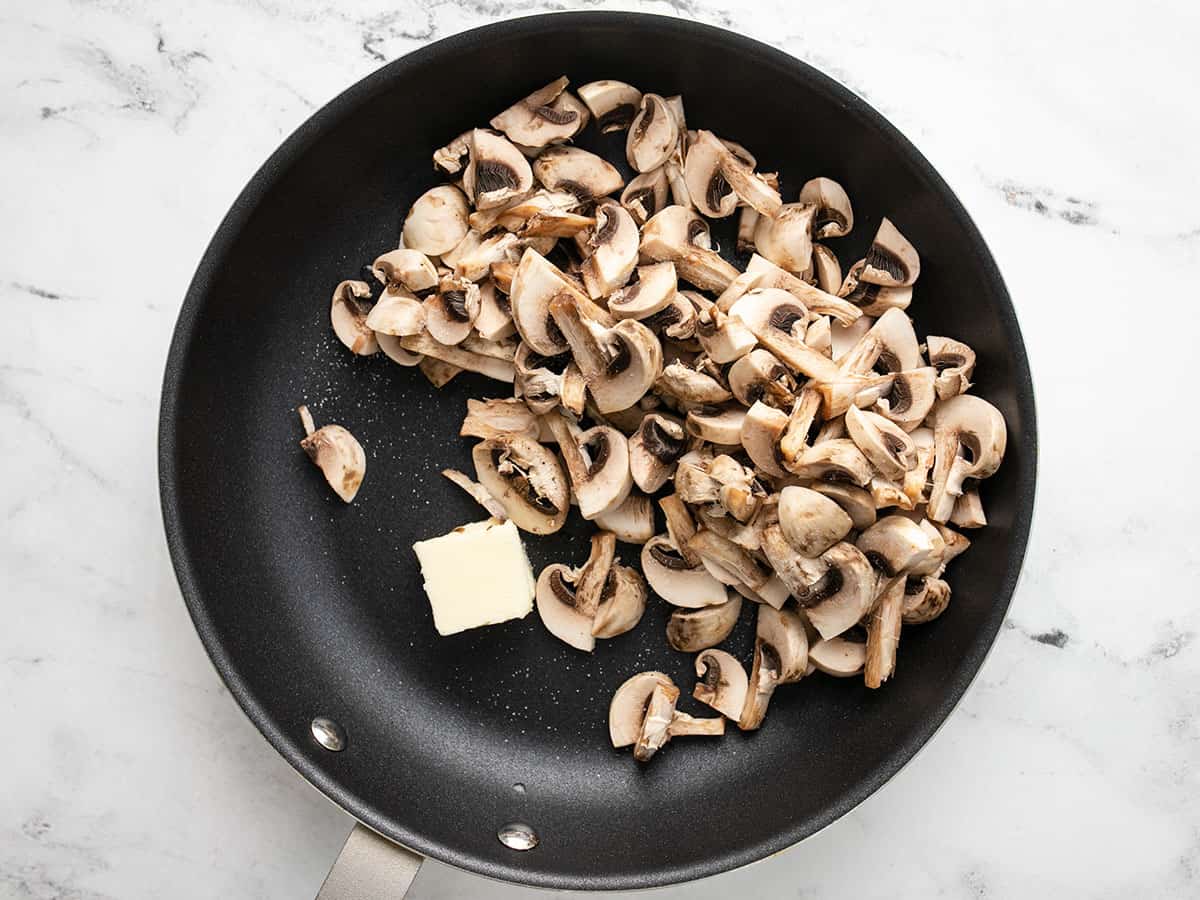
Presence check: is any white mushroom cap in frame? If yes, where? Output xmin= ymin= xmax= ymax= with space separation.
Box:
xmin=927 ymin=394 xmax=1007 ymax=522
xmin=868 ymin=307 xmax=923 ymax=373
xmin=845 ymin=405 xmax=918 ymax=481
xmin=738 ymin=605 xmax=808 ymax=730
xmin=799 ymin=177 xmax=854 ymax=239
xmin=927 ymin=335 xmax=977 ymax=400
xmin=609 ymin=671 xmax=674 ymax=747
xmin=463 ymin=129 xmax=535 ymax=210
xmin=578 ymin=80 xmax=642 ymax=132
xmin=760 ymin=530 xmax=875 ymax=640
xmin=753 ymin=203 xmax=816 ymax=274
xmin=809 ymin=630 xmax=868 ymax=677
xmin=581 ymin=199 xmax=639 ymax=299
xmin=639 ymin=205 xmax=740 ymax=292
xmin=857 ymin=515 xmax=938 ymax=576
xmin=656 ymin=362 xmax=733 ymax=405
xmin=686 ymin=404 xmax=747 ymax=445
xmin=371 ymin=249 xmax=439 ymax=294
xmin=471 ymin=434 xmax=569 ymax=534
xmin=626 ymin=93 xmax=679 ymax=173
xmin=297 ymin=405 xmax=366 ymax=503
xmin=860 ymin=217 xmax=920 ymax=287
xmin=641 ymin=291 xmax=698 ymax=341
xmin=608 ymin=262 xmax=677 ymax=321
xmin=423 ymin=276 xmax=480 ymax=345
xmin=874 ymin=366 xmax=938 ymax=432
xmin=621 ymin=168 xmax=670 ymax=225
xmin=628 ymin=413 xmax=686 ymax=492
xmin=902 ymin=576 xmax=951 ymax=624
xmin=667 ymin=590 xmax=742 ymax=652
xmin=778 ymin=485 xmax=854 ymax=556
xmin=375 ymin=332 xmax=423 ymax=366
xmin=533 ymin=146 xmax=625 ymax=202
xmin=330 ymin=280 xmax=379 ymax=356
xmin=740 ymin=401 xmax=789 ymax=477
xmin=536 ymin=563 xmax=595 ymax=652
xmin=489 ymin=77 xmax=585 ymax=150
xmin=365 ymin=285 xmax=425 ymax=337
xmin=508 ymin=247 xmax=594 ymax=356
xmin=544 ymin=415 xmax=634 ymax=520
xmin=591 ymin=564 xmax=648 ymax=638
xmin=684 ymin=130 xmax=738 ymax=218
xmin=640 ymin=535 xmax=728 ymax=608
xmin=728 ymin=349 xmax=796 ymax=408
xmin=402 ymin=185 xmax=470 ymax=256
xmin=811 ymin=482 xmax=877 ymax=531
xmin=789 ymin=439 xmax=873 ymax=485
xmin=743 ymin=254 xmax=862 ymax=326
xmin=838 ymin=259 xmax=912 ymax=316
xmin=593 ymin=491 xmax=655 ymax=544
xmin=693 ymin=649 xmax=749 ymax=720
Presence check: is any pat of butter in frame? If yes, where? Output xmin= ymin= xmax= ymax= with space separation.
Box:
xmin=412 ymin=519 xmax=535 ymax=636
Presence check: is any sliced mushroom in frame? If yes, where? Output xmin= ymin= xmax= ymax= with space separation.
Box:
xmin=868 ymin=308 xmax=923 ymax=374
xmin=641 ymin=534 xmax=727 ymax=608
xmin=741 ymin=401 xmax=789 ymax=477
xmin=864 ymin=575 xmax=904 ymax=688
xmin=804 ymin=315 xmax=833 ymax=357
xmin=533 ymin=146 xmax=624 ymax=202
xmin=777 ymin=386 xmax=822 ymax=469
xmin=621 ymin=168 xmax=670 ymax=225
xmin=610 ymin=671 xmax=674 ymax=748
xmin=934 ymin=521 xmax=972 ymax=564
xmin=739 ymin=605 xmax=808 ymax=730
xmin=420 ymin=355 xmax=462 ymax=387
xmin=667 ymin=590 xmax=742 ymax=652
xmin=798 ymin=177 xmax=854 ymax=239
xmin=536 ymin=563 xmax=594 ymax=651
xmin=860 ymin=217 xmax=920 ymax=287
xmin=376 ymin=332 xmax=423 ymax=366
xmin=789 ymin=439 xmax=872 ymax=485
xmin=508 ymin=248 xmax=604 ymax=356
xmin=433 ymin=130 xmax=472 ymax=175
xmin=696 ymin=307 xmax=759 ymax=365
xmin=730 ymin=289 xmax=848 ymax=385
xmin=401 ymin=331 xmax=516 ymax=381
xmin=658 ymin=494 xmax=700 ymax=567
xmin=578 ymin=80 xmax=642 ymax=133
xmin=718 ymin=152 xmax=782 ymax=218
xmin=580 ymin=199 xmax=639 ymax=298
xmin=297 ymin=405 xmax=365 ymax=503
xmin=330 ymin=280 xmax=379 ymax=356
xmin=808 ymin=629 xmax=868 ymax=677
xmin=471 ymin=434 xmax=569 ymax=534
xmin=875 ymin=367 xmax=937 ymax=432
xmin=926 ymin=395 xmax=1007 ymax=523
xmin=640 ymin=206 xmax=740 ymax=292
xmin=811 ymin=482 xmax=876 ymax=531
xmin=927 ymin=335 xmax=977 ymax=400
xmin=688 ymin=530 xmax=769 ymax=591
xmin=778 ymin=486 xmax=854 ymax=556
xmin=902 ymin=576 xmax=951 ymax=625
xmin=423 ymin=276 xmax=480 ymax=345
xmin=629 ymin=413 xmax=687 ymax=492
xmin=463 ymin=129 xmax=534 ymax=210
xmin=693 ymin=649 xmax=749 ymax=720
xmin=683 ymin=130 xmax=737 ymax=218
xmin=737 ymin=206 xmax=760 ymax=254
xmin=642 ymin=292 xmax=698 ymax=340
xmin=950 ymin=489 xmax=988 ymax=528
xmin=728 ymin=349 xmax=796 ymax=409
xmin=511 ymin=343 xmax=565 ymax=413
xmin=744 ymin=254 xmax=862 ymax=325
xmin=371 ymin=248 xmax=439 ymax=294
xmin=439 ymin=468 xmax=506 ymax=519
xmin=686 ymin=404 xmax=747 ymax=445
xmin=402 ymin=185 xmax=470 ymax=256
xmin=762 ymin=532 xmax=875 ymax=640
xmin=544 ymin=413 xmax=633 ymax=519
xmin=460 ymin=397 xmax=539 ymax=440
xmin=608 ymin=262 xmax=677 ymax=321
xmin=473 ymin=279 xmax=515 ymax=341
xmin=810 ymin=244 xmax=843 ymax=295
xmin=630 ymin=680 xmax=724 ymax=761
xmin=857 ymin=515 xmax=938 ymax=576
xmin=845 ymin=405 xmax=918 ymax=481
xmin=365 ymin=285 xmax=425 ymax=336
xmin=594 ymin=491 xmax=655 ymax=543
xmin=439 ymin=229 xmax=483 ymax=270
xmin=838 ymin=259 xmax=912 ymax=316
xmin=572 ymin=530 xmax=618 ymax=619
xmin=592 ymin=564 xmax=648 ymax=638
xmin=490 ymin=77 xmax=584 ymax=150
xmin=626 ymin=93 xmax=679 ymax=173
xmin=754 ymin=203 xmax=816 ymax=274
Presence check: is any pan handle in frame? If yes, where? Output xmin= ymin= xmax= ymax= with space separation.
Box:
xmin=315 ymin=823 xmax=423 ymax=899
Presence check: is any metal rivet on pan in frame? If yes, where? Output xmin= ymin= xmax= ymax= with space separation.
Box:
xmin=311 ymin=716 xmax=346 ymax=751
xmin=512 ymin=782 xmax=526 ymax=794
xmin=497 ymin=823 xmax=538 ymax=851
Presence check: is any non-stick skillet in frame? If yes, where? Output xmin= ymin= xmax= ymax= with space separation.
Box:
xmin=159 ymin=11 xmax=1036 ymax=895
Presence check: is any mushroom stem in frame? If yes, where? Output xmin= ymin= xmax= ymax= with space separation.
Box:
xmin=778 ymin=387 xmax=822 ymax=466
xmin=667 ymin=711 xmax=726 ymax=737
xmin=659 ymin=493 xmax=701 ymax=567
xmin=865 ymin=575 xmax=904 ymax=688
xmin=440 ymin=468 xmax=507 ymax=520
xmin=634 ymin=681 xmax=681 ymax=762
xmin=575 ymin=530 xmax=618 ymax=618
xmin=297 ymin=404 xmax=316 ymax=437
xmin=687 ymin=529 xmax=768 ymax=590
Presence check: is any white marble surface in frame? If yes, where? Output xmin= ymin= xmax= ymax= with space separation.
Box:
xmin=2 ymin=0 xmax=1198 ymax=897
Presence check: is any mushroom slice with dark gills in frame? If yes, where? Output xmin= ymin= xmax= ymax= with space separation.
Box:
xmin=297 ymin=405 xmax=366 ymax=503
xmin=728 ymin=349 xmax=796 ymax=409
xmin=370 ymin=248 xmax=439 ymax=295
xmin=692 ymin=649 xmax=749 ymax=720
xmin=628 ymin=412 xmax=687 ymax=492
xmin=857 ymin=515 xmax=938 ymax=577
xmin=926 ymin=394 xmax=1007 ymax=523
xmin=330 ymin=280 xmax=379 ymax=356
xmin=686 ymin=131 xmax=781 ymax=218
xmin=845 ymin=405 xmax=918 ymax=481
xmin=608 ymin=261 xmax=677 ymax=321
xmin=743 ymin=254 xmax=862 ymax=326
xmin=838 ymin=259 xmax=912 ymax=316
xmin=927 ymin=335 xmax=977 ymax=400
xmin=738 ymin=605 xmax=808 ymax=730
xmin=463 ymin=128 xmax=534 ymax=210
xmin=874 ymin=366 xmax=936 ymax=432
xmin=640 ymin=205 xmax=740 ymax=292
xmin=542 ymin=412 xmax=633 ymax=520
xmin=740 ymin=401 xmax=789 ymax=477
xmin=422 ymin=275 xmax=480 ymax=346
xmin=626 ymin=93 xmax=679 ymax=173
xmin=730 ymin=289 xmax=849 ymax=385
xmin=609 ymin=672 xmax=724 ymax=762
xmin=536 ymin=563 xmax=595 ymax=651
xmin=667 ymin=590 xmax=742 ymax=652
xmin=490 ymin=76 xmax=586 ymax=150
xmin=548 ymin=293 xmax=662 ymax=413
xmin=573 ymin=529 xmax=618 ymax=619
xmin=580 ymin=199 xmax=639 ymax=299
xmin=902 ymin=576 xmax=951 ymax=625
xmin=471 ymin=434 xmax=569 ymax=534
xmin=621 ymin=168 xmax=670 ymax=226
xmin=591 ymin=563 xmax=648 ymax=638
xmin=761 ymin=530 xmax=876 ymax=640
xmin=578 ymin=80 xmax=642 ymax=133
xmin=473 ymin=279 xmax=515 ymax=342
xmin=509 ymin=247 xmax=610 ymax=357
xmin=533 ymin=146 xmax=625 ymax=202
xmin=402 ymin=184 xmax=470 ymax=256
xmin=866 ymin=307 xmax=923 ymax=375
xmin=788 ymin=438 xmax=873 ymax=485
xmin=640 ymin=534 xmax=727 ymax=608
xmin=512 ymin=342 xmax=569 ymax=415
xmin=641 ymin=292 xmax=697 ymax=341
xmin=860 ymin=217 xmax=921 ymax=287
xmin=798 ymin=177 xmax=854 ymax=239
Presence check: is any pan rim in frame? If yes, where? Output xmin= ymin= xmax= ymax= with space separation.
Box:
xmin=158 ymin=10 xmax=1038 ymax=891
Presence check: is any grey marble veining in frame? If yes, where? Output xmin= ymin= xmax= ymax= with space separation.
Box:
xmin=2 ymin=0 xmax=1198 ymax=897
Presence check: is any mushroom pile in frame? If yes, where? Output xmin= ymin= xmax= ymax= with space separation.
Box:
xmin=322 ymin=76 xmax=1008 ymax=761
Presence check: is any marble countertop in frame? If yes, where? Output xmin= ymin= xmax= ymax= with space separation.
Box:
xmin=3 ymin=0 xmax=1198 ymax=897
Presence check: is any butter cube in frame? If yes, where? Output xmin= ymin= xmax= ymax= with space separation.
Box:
xmin=412 ymin=519 xmax=535 ymax=635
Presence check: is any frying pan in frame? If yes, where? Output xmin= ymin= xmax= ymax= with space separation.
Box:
xmin=159 ymin=12 xmax=1037 ymax=894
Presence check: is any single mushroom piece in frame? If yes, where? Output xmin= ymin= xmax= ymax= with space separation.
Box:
xmin=950 ymin=489 xmax=988 ymax=528
xmin=667 ymin=590 xmax=742 ymax=652
xmin=901 ymin=426 xmax=935 ymax=506
xmin=400 ymin=331 xmax=516 ymax=382
xmin=641 ymin=292 xmax=698 ymax=341
xmin=489 ymin=77 xmax=585 ymax=150
xmin=686 ymin=404 xmax=747 ymax=445
xmin=533 ymin=146 xmax=625 ymax=202
xmin=810 ymin=244 xmax=843 ymax=295
xmin=695 ymin=306 xmax=759 ymax=365
xmin=471 ymin=434 xmax=569 ymax=534
xmin=845 ymin=405 xmax=918 ymax=481
xmin=512 ymin=343 xmax=567 ymax=414
xmin=591 ymin=564 xmax=648 ymax=638
xmin=297 ymin=405 xmax=366 ymax=503
xmin=371 ymin=248 xmax=439 ymax=295
xmin=737 ymin=206 xmax=760 ymax=253
xmin=683 ymin=129 xmax=737 ymax=218
xmin=902 ymin=576 xmax=951 ymax=625
xmin=608 ymin=261 xmax=677 ymax=321
xmin=728 ymin=349 xmax=797 ymax=409
xmin=640 ymin=534 xmax=727 ymax=608
xmin=730 ymin=289 xmax=846 ymax=385
xmin=741 ymin=401 xmax=790 ymax=477
xmin=474 ymin=279 xmax=516 ymax=342
xmin=440 ymin=468 xmax=507 ymax=519
xmin=610 ymin=671 xmax=673 ymax=748
xmin=580 ymin=199 xmax=639 ymax=299
xmin=433 ymin=130 xmax=472 ymax=175
xmin=811 ymin=482 xmax=877 ymax=531
xmin=460 ymin=397 xmax=540 ymax=441
xmin=418 ymin=355 xmax=460 ymax=387
xmin=439 ymin=229 xmax=483 ymax=271
xmin=594 ymin=491 xmax=655 ymax=544
xmin=864 ymin=574 xmax=905 ymax=688
xmin=857 ymin=515 xmax=938 ymax=577
xmin=838 ymin=259 xmax=912 ymax=316
xmin=777 ymin=386 xmax=823 ymax=469
xmin=658 ymin=494 xmax=701 ymax=567
xmin=621 ymin=168 xmax=670 ymax=225
xmin=508 ymin=247 xmax=607 ymax=356
xmin=423 ymin=276 xmax=481 ymax=345
xmin=805 ymin=315 xmax=833 ymax=357
xmin=376 ymin=332 xmax=423 ymax=367
xmin=544 ymin=413 xmax=634 ymax=520
xmin=330 ymin=280 xmax=379 ymax=356
xmin=868 ymin=308 xmax=923 ymax=374
xmin=753 ymin=203 xmax=817 ymax=274
xmin=687 ymin=530 xmax=769 ymax=591
xmin=365 ymin=284 xmax=425 ymax=337
xmin=926 ymin=394 xmax=1007 ymax=523
xmin=656 ymin=362 xmax=733 ymax=404
xmin=762 ymin=531 xmax=876 ymax=640
xmin=612 ymin=676 xmax=723 ymax=762
xmin=744 ymin=254 xmax=862 ymax=325
xmin=738 ymin=605 xmax=809 ymax=730
xmin=402 ymin=185 xmax=470 ymax=256
xmin=874 ymin=367 xmax=938 ymax=432
xmin=808 ymin=629 xmax=868 ymax=677
xmin=640 ymin=205 xmax=740 ymax=292
xmin=798 ymin=177 xmax=854 ymax=239
xmin=452 ymin=231 xmax=521 ymax=282
xmin=463 ymin=129 xmax=535 ymax=210
xmin=536 ymin=563 xmax=594 ymax=651
xmin=927 ymin=335 xmax=977 ymax=400
xmin=578 ymin=80 xmax=642 ymax=132
xmin=626 ymin=93 xmax=679 ymax=173
xmin=788 ymin=439 xmax=873 ymax=485
xmin=778 ymin=485 xmax=854 ymax=556
xmin=549 ymin=294 xmax=662 ymax=413
xmin=692 ymin=649 xmax=749 ymax=720
xmin=629 ymin=413 xmax=687 ymax=492
xmin=860 ymin=217 xmax=920 ymax=287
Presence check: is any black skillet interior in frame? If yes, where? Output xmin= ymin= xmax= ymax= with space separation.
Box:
xmin=160 ymin=13 xmax=1036 ymax=893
